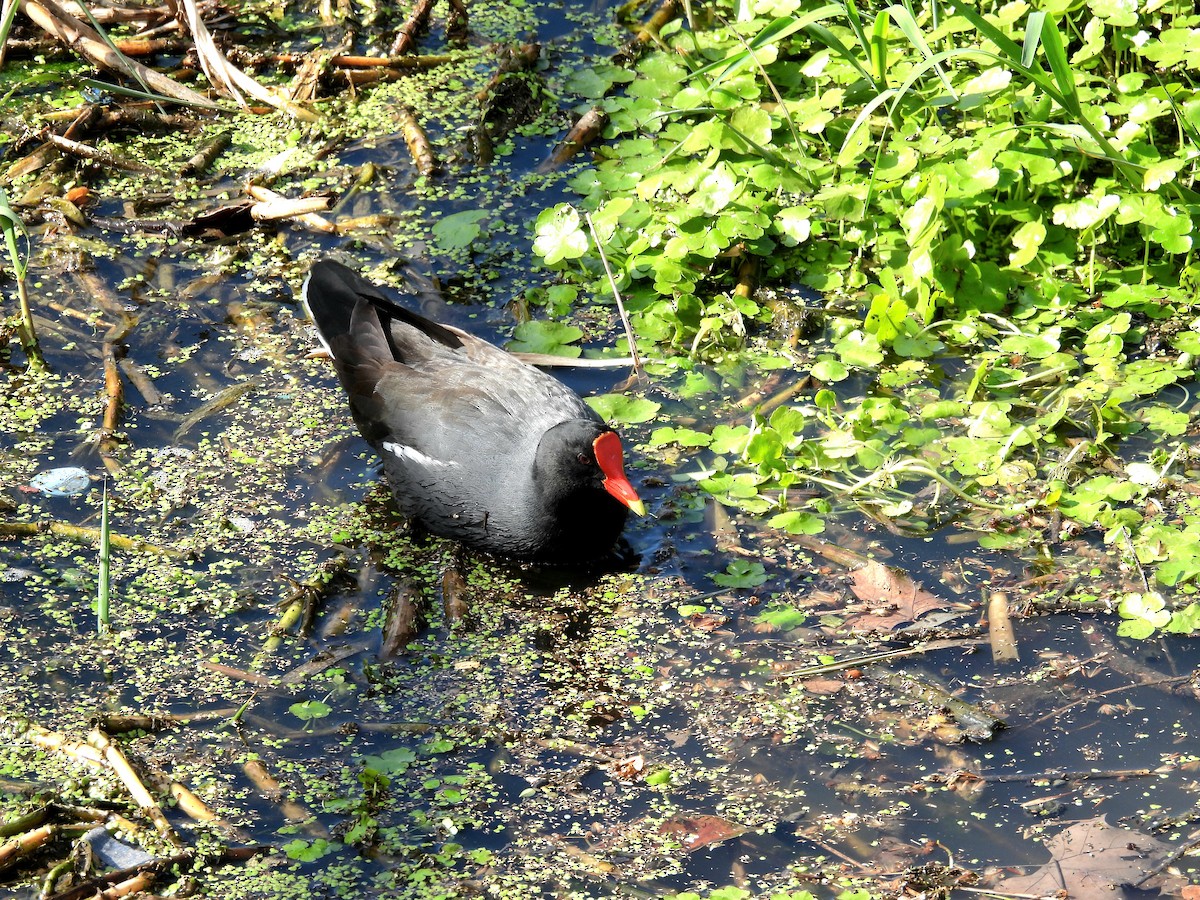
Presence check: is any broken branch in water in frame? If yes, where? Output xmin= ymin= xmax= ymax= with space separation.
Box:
xmin=395 ymin=106 xmax=438 ymax=177
xmin=0 ymin=520 xmax=182 ymax=556
xmin=388 ymin=0 xmax=435 ymax=56
xmin=18 ymin=0 xmax=216 ymax=108
xmin=539 ymin=106 xmax=607 ymax=172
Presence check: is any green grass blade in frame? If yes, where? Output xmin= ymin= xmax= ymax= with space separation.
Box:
xmin=885 ymin=4 xmax=957 ymax=97
xmin=97 ymin=480 xmax=111 ymax=635
xmin=0 ymin=0 xmax=21 ymax=66
xmin=805 ymin=23 xmax=876 ymax=85
xmin=949 ymin=0 xmax=1023 ymax=61
xmin=1037 ymin=14 xmax=1081 ymax=116
xmin=696 ymin=8 xmax=845 ymax=85
xmin=1020 ymin=11 xmax=1044 ymax=69
xmin=870 ymin=9 xmax=889 ymax=85
xmin=837 ymin=88 xmax=896 ymax=165
xmin=0 ymin=188 xmax=29 ymax=280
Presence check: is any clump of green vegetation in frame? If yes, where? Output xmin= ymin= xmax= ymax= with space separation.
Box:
xmin=535 ymin=0 xmax=1200 ymax=634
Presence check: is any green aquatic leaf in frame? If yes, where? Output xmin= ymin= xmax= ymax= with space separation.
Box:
xmin=711 ymin=560 xmax=768 ymax=588
xmin=432 ymin=209 xmax=489 ymax=251
xmin=533 ymin=204 xmax=589 ymax=266
xmin=586 ymin=393 xmax=661 ymax=424
xmin=507 ymin=320 xmax=583 ymax=357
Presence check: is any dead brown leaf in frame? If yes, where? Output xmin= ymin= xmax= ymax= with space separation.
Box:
xmin=996 ymin=817 xmax=1183 ymax=898
xmin=843 ymin=560 xmax=944 ymax=631
xmin=658 ymin=815 xmax=746 ymax=853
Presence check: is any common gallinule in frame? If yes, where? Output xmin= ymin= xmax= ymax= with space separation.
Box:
xmin=303 ymin=260 xmax=644 ymax=562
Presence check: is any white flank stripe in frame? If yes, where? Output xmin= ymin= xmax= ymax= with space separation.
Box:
xmin=383 ymin=441 xmax=458 ymax=468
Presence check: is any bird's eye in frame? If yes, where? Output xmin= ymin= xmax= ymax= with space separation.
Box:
xmin=577 ymin=452 xmax=592 ymax=466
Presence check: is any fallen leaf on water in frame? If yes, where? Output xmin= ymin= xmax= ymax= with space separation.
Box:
xmin=658 ymin=815 xmax=746 ymax=853
xmin=843 ymin=560 xmax=944 ymax=631
xmin=996 ymin=817 xmax=1183 ymax=898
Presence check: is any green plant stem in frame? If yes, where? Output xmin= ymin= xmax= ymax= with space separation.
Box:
xmin=13 ymin=273 xmax=44 ymax=371
xmin=97 ymin=480 xmax=111 ymax=635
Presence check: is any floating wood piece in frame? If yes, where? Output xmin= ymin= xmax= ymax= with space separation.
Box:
xmin=389 ymin=0 xmax=436 ymax=57
xmin=987 ymin=591 xmax=1019 ymax=662
xmin=18 ymin=0 xmax=217 ymax=108
xmin=380 ymin=581 xmax=426 ymax=659
xmin=99 ymin=341 xmax=123 ymax=474
xmin=538 ymin=106 xmax=608 ymax=172
xmin=873 ymin=668 xmax=1005 ymax=740
xmin=245 ymin=183 xmax=337 ymax=232
xmin=87 ymin=727 xmax=179 ymax=844
xmin=180 ymin=129 xmax=231 ymax=175
xmin=172 ymin=377 xmax=260 ymax=441
xmin=45 ymin=133 xmax=159 ymax=174
xmin=634 ymin=0 xmax=681 ymax=45
xmin=0 ymin=824 xmax=57 ymax=873
xmin=441 ymin=567 xmax=470 ymax=627
xmin=118 ymin=358 xmax=164 ymax=405
xmin=395 ymin=105 xmax=439 ymax=177
xmin=0 ymin=520 xmax=180 ymax=556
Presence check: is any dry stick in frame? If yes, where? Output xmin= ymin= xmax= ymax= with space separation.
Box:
xmin=584 ymin=211 xmax=642 ymax=377
xmin=18 ymin=0 xmax=216 ymax=107
xmin=0 ymin=825 xmax=57 ymax=872
xmin=0 ymin=520 xmax=180 ymax=556
xmin=244 ymin=184 xmax=336 ymax=231
xmin=332 ymin=53 xmax=452 ymax=68
xmin=179 ymin=129 xmax=230 ymax=174
xmin=773 ymin=638 xmax=985 ymax=679
xmin=117 ymin=359 xmax=163 ymax=405
xmin=1017 ymin=675 xmax=1193 ymax=731
xmin=99 ymin=341 xmax=122 ymax=475
xmin=395 ymin=105 xmax=439 ymax=176
xmin=45 ymin=133 xmax=158 ymax=174
xmin=242 ymin=759 xmax=327 ymax=831
xmin=987 ymin=590 xmax=1018 ymax=662
xmin=87 ymin=727 xmax=179 ymax=845
xmin=177 ymin=0 xmax=317 ymax=120
xmin=389 ymin=0 xmax=436 ymax=57
xmin=633 ymin=0 xmax=680 ymax=45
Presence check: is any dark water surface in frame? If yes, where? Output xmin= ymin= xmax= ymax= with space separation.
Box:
xmin=2 ymin=0 xmax=1199 ymax=897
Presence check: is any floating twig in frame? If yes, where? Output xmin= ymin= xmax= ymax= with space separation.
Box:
xmin=87 ymin=727 xmax=179 ymax=844
xmin=441 ymin=567 xmax=470 ymax=627
xmin=180 ymin=129 xmax=231 ymax=175
xmin=539 ymin=106 xmax=607 ymax=172
xmin=0 ymin=520 xmax=181 ymax=557
xmin=395 ymin=105 xmax=438 ymax=177
xmin=388 ymin=0 xmax=436 ymax=56
xmin=173 ymin=376 xmax=259 ymax=441
xmin=380 ymin=580 xmax=425 ymax=659
xmin=584 ymin=210 xmax=642 ymax=377
xmin=19 ymin=0 xmax=216 ymax=108
xmin=99 ymin=342 xmax=123 ymax=473
xmin=987 ymin=591 xmax=1019 ymax=662
xmin=45 ymin=132 xmax=160 ymax=174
